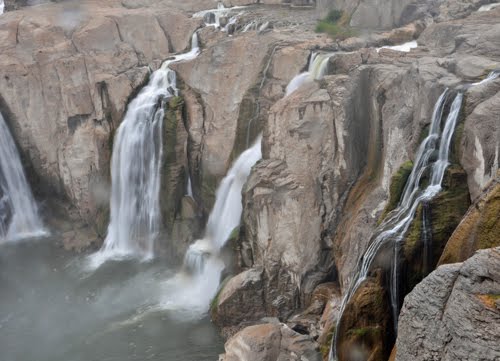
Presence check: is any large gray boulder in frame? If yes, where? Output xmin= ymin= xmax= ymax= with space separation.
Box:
xmin=396 ymin=247 xmax=500 ymax=361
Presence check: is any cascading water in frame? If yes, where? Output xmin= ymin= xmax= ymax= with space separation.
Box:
xmin=286 ymin=51 xmax=333 ymax=96
xmin=0 ymin=112 xmax=45 ymax=241
xmin=0 ymin=0 xmax=4 ymax=15
xmin=185 ymin=135 xmax=262 ymax=270
xmin=472 ymin=69 xmax=500 ymax=85
xmin=478 ymin=2 xmax=500 ymax=11
xmin=329 ymin=90 xmax=463 ymax=360
xmin=89 ymin=33 xmax=200 ymax=268
xmin=325 ymin=70 xmax=500 ymax=360
xmin=193 ymin=2 xmax=245 ymax=32
xmin=186 ymin=175 xmax=194 ymax=198
xmin=161 ymin=136 xmax=262 ymax=317
xmin=376 ymin=40 xmax=418 ymax=53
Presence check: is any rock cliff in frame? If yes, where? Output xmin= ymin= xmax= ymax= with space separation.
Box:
xmin=1 ymin=0 xmax=500 ymax=360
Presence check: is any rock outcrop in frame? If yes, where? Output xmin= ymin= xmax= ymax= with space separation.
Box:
xmin=0 ymin=0 xmax=200 ymax=243
xmin=396 ymin=247 xmax=500 ymax=361
xmin=220 ymin=322 xmax=322 ymax=361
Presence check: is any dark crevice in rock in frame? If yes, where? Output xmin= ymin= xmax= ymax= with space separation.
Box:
xmin=67 ymin=114 xmax=90 ymax=135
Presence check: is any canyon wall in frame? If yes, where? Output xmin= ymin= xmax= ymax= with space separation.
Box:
xmin=1 ymin=0 xmax=499 ymax=359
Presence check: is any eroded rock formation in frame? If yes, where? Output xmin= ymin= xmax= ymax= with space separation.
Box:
xmin=1 ymin=0 xmax=500 ymax=359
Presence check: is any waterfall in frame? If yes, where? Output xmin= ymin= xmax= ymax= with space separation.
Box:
xmin=206 ymin=135 xmax=262 ymax=251
xmin=478 ymin=2 xmax=500 ymax=11
xmin=286 ymin=52 xmax=333 ymax=96
xmin=185 ymin=135 xmax=262 ymax=272
xmin=186 ymin=175 xmax=194 ymax=198
xmin=0 ymin=112 xmax=45 ymax=241
xmin=329 ymin=90 xmax=463 ymax=360
xmin=0 ymin=0 xmax=4 ymax=15
xmin=376 ymin=40 xmax=418 ymax=53
xmin=472 ymin=69 xmax=500 ymax=85
xmin=193 ymin=2 xmax=245 ymax=31
xmin=160 ymin=136 xmax=262 ymax=318
xmin=89 ymin=33 xmax=200 ymax=268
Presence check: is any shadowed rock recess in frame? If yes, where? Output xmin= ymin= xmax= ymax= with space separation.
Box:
xmin=1 ymin=0 xmax=499 ymax=360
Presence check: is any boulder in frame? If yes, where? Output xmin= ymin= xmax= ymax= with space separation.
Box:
xmin=396 ymin=247 xmax=500 ymax=361
xmin=212 ymin=268 xmax=266 ymax=328
xmin=220 ymin=323 xmax=322 ymax=361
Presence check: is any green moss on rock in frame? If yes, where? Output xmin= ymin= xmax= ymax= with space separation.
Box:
xmin=336 ymin=271 xmax=393 ymax=361
xmin=210 ymin=276 xmax=231 ymax=318
xmin=381 ymin=161 xmax=414 ymax=220
xmin=401 ymin=166 xmax=470 ymax=294
xmin=439 ymin=182 xmax=500 ymax=265
xmin=159 ymin=95 xmax=188 ymax=232
xmin=94 ymin=205 xmax=110 ymax=239
xmin=320 ymin=325 xmax=336 ymax=360
xmin=315 ymin=10 xmax=356 ymax=40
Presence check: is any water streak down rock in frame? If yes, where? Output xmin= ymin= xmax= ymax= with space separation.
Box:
xmin=0 ymin=112 xmax=45 ymax=241
xmin=183 ymin=135 xmax=262 ymax=275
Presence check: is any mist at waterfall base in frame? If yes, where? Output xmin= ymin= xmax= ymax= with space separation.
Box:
xmin=0 ymin=238 xmax=223 ymax=361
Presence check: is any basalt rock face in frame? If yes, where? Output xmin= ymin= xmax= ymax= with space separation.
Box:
xmin=171 ymin=31 xmax=275 ymax=209
xmin=395 ymin=247 xmax=500 ymax=361
xmin=214 ymin=77 xmax=362 ymax=328
xmin=0 ymin=0 xmax=199 ymax=245
xmin=218 ymin=6 xmax=500 ymax=361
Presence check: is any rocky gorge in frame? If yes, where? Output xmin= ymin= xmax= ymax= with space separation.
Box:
xmin=0 ymin=0 xmax=499 ymax=360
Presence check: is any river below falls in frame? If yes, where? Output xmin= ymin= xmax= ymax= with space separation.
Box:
xmin=0 ymin=237 xmax=224 ymax=361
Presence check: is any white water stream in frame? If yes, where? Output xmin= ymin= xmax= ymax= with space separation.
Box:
xmin=160 ymin=136 xmax=262 ymax=317
xmin=0 ymin=112 xmax=45 ymax=241
xmin=89 ymin=33 xmax=200 ymax=268
xmin=286 ymin=52 xmax=333 ymax=96
xmin=193 ymin=3 xmax=245 ymax=32
xmin=478 ymin=2 xmax=500 ymax=11
xmin=376 ymin=40 xmax=418 ymax=53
